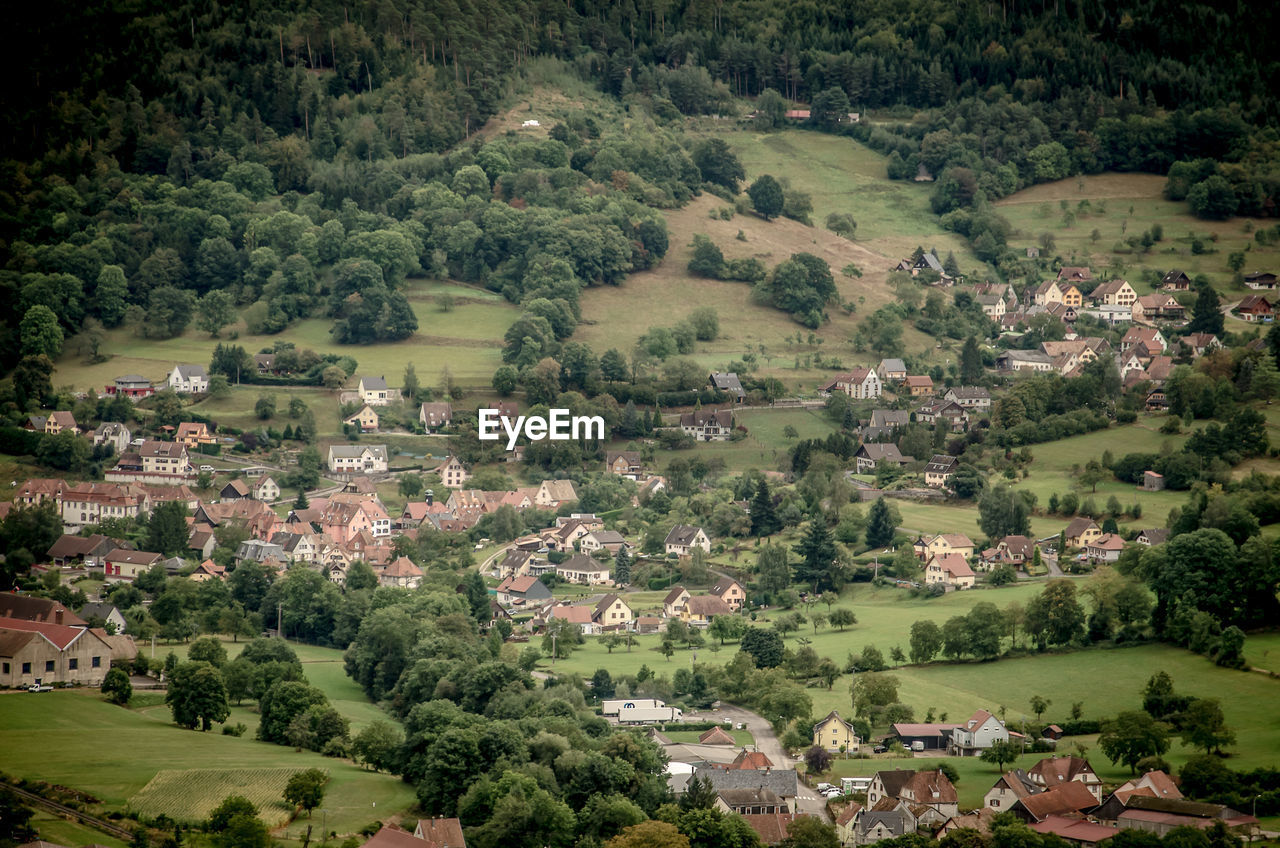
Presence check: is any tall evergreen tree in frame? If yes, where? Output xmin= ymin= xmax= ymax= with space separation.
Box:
xmin=145 ymin=501 xmax=190 ymax=556
xmin=750 ymin=478 xmax=782 ymax=536
xmin=865 ymin=498 xmax=897 ymax=548
xmin=960 ymin=335 xmax=983 ymax=384
xmin=1188 ymin=282 xmax=1225 ymax=335
xmin=614 ymin=546 xmax=632 ymax=585
xmin=793 ymin=515 xmax=838 ymax=592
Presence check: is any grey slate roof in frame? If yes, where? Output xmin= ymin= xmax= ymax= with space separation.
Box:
xmin=174 ymin=364 xmax=207 ymax=379
xmin=360 ymin=375 xmax=388 ymax=390
xmin=710 ymin=372 xmax=746 ymax=397
xmin=694 ymin=766 xmax=800 ymax=798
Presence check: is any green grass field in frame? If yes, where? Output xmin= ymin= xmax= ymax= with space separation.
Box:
xmin=27 ymin=810 xmax=129 ymax=848
xmin=993 ymin=173 xmax=1280 ymax=294
xmin=51 ymin=278 xmax=514 ymax=395
xmin=663 ymin=728 xmax=755 ymax=747
xmin=0 ymin=691 xmax=414 ymax=839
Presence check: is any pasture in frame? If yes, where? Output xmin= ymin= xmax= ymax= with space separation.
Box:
xmin=0 ymin=691 xmax=414 ymax=838
xmin=993 ymin=173 xmax=1280 ymax=293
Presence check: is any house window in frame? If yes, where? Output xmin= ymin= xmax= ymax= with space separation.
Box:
xmin=991 ymin=800 xmax=999 ymax=807
xmin=1 ymin=662 xmax=7 ymax=674
xmin=92 ymin=656 xmax=101 ymax=668
xmin=69 ymin=658 xmax=78 ymax=670
xmin=22 ymin=662 xmax=31 ymax=674
xmin=45 ymin=661 xmax=55 ymax=672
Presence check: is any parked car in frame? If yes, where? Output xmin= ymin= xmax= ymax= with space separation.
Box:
xmin=817 ymin=783 xmax=834 ymax=793
xmin=199 ymin=465 xmax=215 ymax=472
xmin=27 ymin=683 xmax=52 ymax=692
xmin=873 ymin=745 xmax=887 ymax=754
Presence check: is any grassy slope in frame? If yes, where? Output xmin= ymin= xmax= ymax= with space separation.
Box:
xmin=993 ymin=173 xmax=1280 ymax=295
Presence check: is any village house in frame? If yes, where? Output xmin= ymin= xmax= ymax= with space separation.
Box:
xmin=412 ymin=818 xmax=467 ymax=847
xmin=1132 ymin=293 xmax=1185 ymax=323
xmin=663 ymin=586 xmax=691 ymax=618
xmin=556 ymin=554 xmax=611 ymax=585
xmin=1029 ymin=816 xmax=1119 ymax=847
xmin=1089 ymin=279 xmax=1137 ymax=307
xmin=813 ymin=709 xmax=861 ymax=753
xmin=579 ymin=530 xmax=629 ymax=555
xmin=78 ymin=602 xmax=127 ymax=634
xmin=995 ymin=350 xmax=1054 ymax=372
xmin=344 ymin=404 xmax=380 ymax=433
xmin=606 ymin=451 xmax=643 ymax=477
xmin=925 ymin=553 xmax=975 ymax=589
xmin=253 ymin=476 xmax=280 ymax=502
xmin=680 ymin=408 xmax=735 ymax=441
xmin=916 ymin=399 xmax=969 ymax=432
xmin=923 ymin=455 xmax=959 ymax=488
xmin=876 ymin=358 xmax=908 ymax=383
xmin=1161 ymin=270 xmax=1193 ymax=291
xmin=1236 ymin=294 xmax=1273 ymax=322
xmin=949 ymin=709 xmax=1012 ymax=756
xmin=854 ymin=443 xmax=911 ymax=475
xmin=46 ymin=534 xmax=116 ymax=569
xmin=535 ymin=480 xmax=578 ymax=509
xmin=358 ymin=376 xmax=392 ymax=405
xmin=106 ymin=375 xmax=155 ymax=398
xmin=822 ymin=367 xmax=882 ymax=399
xmin=379 ymin=556 xmax=424 ymax=589
xmin=867 ymin=769 xmax=959 ymax=818
xmin=681 ymin=594 xmax=733 ymax=625
xmin=540 ymin=518 xmax=595 ymax=552
xmin=495 ymin=575 xmax=553 ymax=607
xmin=1028 ymin=756 xmax=1105 ymax=802
xmin=709 ymin=577 xmax=746 ymax=611
xmin=175 ymin=421 xmax=215 ymax=448
xmin=709 ymin=371 xmax=746 ymax=403
xmin=436 ymin=455 xmax=470 ymax=488
xmin=915 ymin=533 xmax=975 ymax=562
xmin=220 ymin=479 xmax=251 ymax=500
xmin=977 ymin=294 xmax=1007 ymax=318
xmin=943 ymin=386 xmax=991 ymax=412
xmin=1244 ymin=271 xmax=1279 ymax=290
xmin=418 ymin=402 xmax=453 ymax=431
xmin=1062 ymin=517 xmax=1102 ymax=549
xmin=1115 ymin=797 xmax=1257 ymax=838
xmin=1057 ymin=266 xmax=1093 ymax=286
xmin=1031 ymin=280 xmax=1065 ymax=306
xmin=327 ymin=444 xmax=389 ymax=474
xmin=43 ymin=411 xmax=78 ymax=436
xmin=665 ymin=524 xmax=711 ymax=556
xmin=167 ymin=364 xmax=209 ymax=394
xmin=985 ymin=770 xmax=1042 ymax=811
xmin=235 ymin=539 xmax=286 ymax=566
xmin=103 ymin=549 xmax=162 ymax=582
xmin=92 ymin=422 xmax=132 ymax=454
xmin=903 ymin=375 xmax=934 ymax=397
xmin=1178 ymin=333 xmax=1220 ymax=358
xmin=57 ymin=483 xmax=149 ymax=531
xmin=592 ymin=594 xmax=634 ymax=630
xmin=1009 ymin=782 xmax=1100 ymax=823
xmin=866 ymin=408 xmax=911 ymax=435
xmin=107 ymin=440 xmax=194 ymax=483
xmin=1136 ymin=528 xmax=1169 ymax=546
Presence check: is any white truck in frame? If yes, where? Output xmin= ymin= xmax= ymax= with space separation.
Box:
xmin=615 ymin=705 xmax=683 ymax=724
xmin=601 ymin=698 xmax=667 ymax=716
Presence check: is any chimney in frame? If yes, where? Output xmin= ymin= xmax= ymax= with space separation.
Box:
xmin=56 ymin=610 xmax=63 ymax=625
xmin=425 ymin=489 xmax=433 ymax=506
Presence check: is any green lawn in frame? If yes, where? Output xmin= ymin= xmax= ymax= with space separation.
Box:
xmin=28 ymin=810 xmax=129 ymax=848
xmin=0 ymin=691 xmax=414 ymax=839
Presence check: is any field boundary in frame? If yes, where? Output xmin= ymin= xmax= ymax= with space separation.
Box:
xmin=0 ymin=779 xmax=135 ymax=842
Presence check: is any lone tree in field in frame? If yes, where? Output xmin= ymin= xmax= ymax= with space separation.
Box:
xmin=748 ymin=175 xmax=785 ymax=221
xmin=165 ymin=662 xmax=230 ymax=731
xmin=1098 ymin=711 xmax=1170 ymax=774
xmin=284 ymin=768 xmax=328 ymax=816
xmin=101 ymin=667 xmax=132 ymax=705
xmin=1030 ymin=695 xmax=1051 ymax=723
xmin=981 ymin=739 xmax=1021 ymax=772
xmin=829 ymin=609 xmax=857 ymax=631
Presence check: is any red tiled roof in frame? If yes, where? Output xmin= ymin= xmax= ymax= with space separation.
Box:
xmin=0 ymin=616 xmax=92 ymax=651
xmin=415 ymin=818 xmax=465 ymax=848
xmin=1029 ymin=816 xmax=1118 ymax=845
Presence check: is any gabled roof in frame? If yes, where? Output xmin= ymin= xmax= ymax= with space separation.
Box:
xmin=665 ymin=525 xmax=706 ymax=546
xmin=359 ymin=375 xmax=388 ymax=390
xmin=1015 ymin=782 xmax=1101 ymax=821
xmin=856 ymin=443 xmax=907 ymax=462
xmin=0 ymin=595 xmax=86 ymax=626
xmin=414 ymin=818 xmax=466 ymax=848
xmin=994 ymin=769 xmax=1041 ymax=800
xmin=699 ymin=726 xmax=737 ymax=745
xmin=592 ymin=593 xmax=630 ymax=619
xmin=173 ymin=364 xmax=208 ymax=379
xmin=813 ymin=709 xmax=859 ymax=735
xmin=557 ymin=553 xmax=609 ymax=572
xmin=709 ymin=578 xmax=741 ymax=597
xmin=1063 ymin=517 xmax=1099 ymax=538
xmin=878 ymin=358 xmax=907 ymax=373
xmin=1029 ymin=815 xmax=1119 ymax=845
xmin=0 ymin=616 xmax=93 ymax=651
xmin=664 ymin=585 xmax=690 ymax=605
xmin=359 ymin=826 xmax=429 ymax=848
xmin=929 ymin=553 xmax=974 ymax=578
xmin=923 ymin=455 xmax=958 ymax=474
xmin=684 ymin=595 xmax=733 ymax=617
xmin=383 ymin=556 xmax=423 ymax=579
xmin=709 ymin=372 xmax=745 ymax=396
xmin=105 ymin=548 xmax=162 ymax=566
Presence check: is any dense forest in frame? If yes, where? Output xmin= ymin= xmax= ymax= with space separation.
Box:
xmin=3 ymin=0 xmax=1278 ymax=381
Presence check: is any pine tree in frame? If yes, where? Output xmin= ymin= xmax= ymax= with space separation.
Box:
xmin=751 ymin=478 xmax=782 ymax=536
xmin=960 ymin=335 xmax=983 ymax=384
xmin=793 ymin=515 xmax=838 ymax=592
xmin=294 ymin=490 xmax=309 ymax=510
xmin=865 ymin=498 xmax=897 ymax=548
xmin=621 ymin=400 xmax=640 ymax=437
xmin=614 ymin=546 xmax=632 ymax=585
xmin=1188 ymin=282 xmax=1224 ymax=335
xmin=1251 ymin=352 xmax=1280 ymax=401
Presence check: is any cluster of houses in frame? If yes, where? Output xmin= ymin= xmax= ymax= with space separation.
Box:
xmin=0 ymin=594 xmax=138 ymax=689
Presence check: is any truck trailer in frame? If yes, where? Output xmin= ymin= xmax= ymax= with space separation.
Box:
xmin=601 ymin=698 xmax=667 ymax=716
xmin=615 ymin=705 xmax=683 ymax=724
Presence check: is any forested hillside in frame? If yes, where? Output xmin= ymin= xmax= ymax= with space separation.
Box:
xmin=2 ymin=0 xmax=1277 ymax=380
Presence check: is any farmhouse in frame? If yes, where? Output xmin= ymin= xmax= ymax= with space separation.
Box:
xmin=665 ymin=524 xmax=711 ymax=556
xmin=1236 ymin=294 xmax=1273 ymax=322
xmin=1089 ymin=279 xmax=1137 ymax=307
xmin=680 ymin=408 xmax=734 ymax=441
xmin=1244 ymin=271 xmax=1278 ymax=290
xmin=555 ymin=554 xmax=611 ymax=585
xmin=943 ymin=386 xmax=991 ymax=411
xmin=1063 ymin=517 xmax=1102 ymax=549
xmin=1028 ymin=755 xmax=1105 ymax=802
xmin=1161 ymin=270 xmax=1192 ymax=291
xmin=437 ymin=455 xmax=470 ymax=488
xmin=0 ymin=617 xmax=122 ymax=687
xmin=379 ymin=556 xmax=424 ymax=589
xmin=681 ymin=594 xmax=733 ymax=624
xmin=709 ymin=577 xmax=746 ymax=611
xmin=995 ymin=350 xmax=1053 ymax=372
xmin=495 ymin=575 xmax=553 ymax=607
xmin=606 ymin=451 xmax=644 ymax=477
xmin=92 ymin=422 xmax=132 ymax=454
xmin=903 ymin=375 xmax=934 ymax=396
xmin=876 ymin=358 xmax=908 ymax=383
xmin=821 ymin=367 xmax=881 ymax=399
xmin=949 ymin=709 xmax=1012 ymax=756
xmin=925 ymin=553 xmax=975 ymax=589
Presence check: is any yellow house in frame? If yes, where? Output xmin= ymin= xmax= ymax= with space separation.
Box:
xmin=812 ymin=709 xmax=861 ymax=753
xmin=344 ymin=404 xmax=380 ymax=433
xmin=916 ymin=533 xmax=975 ymax=562
xmin=1064 ymin=517 xmax=1102 ymax=549
xmin=1060 ymin=284 xmax=1082 ymax=307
